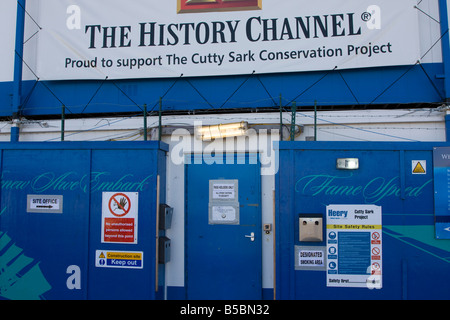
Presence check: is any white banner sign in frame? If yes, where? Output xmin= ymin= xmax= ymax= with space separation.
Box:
xmin=35 ymin=0 xmax=420 ymax=80
xmin=0 ymin=0 xmax=18 ymax=82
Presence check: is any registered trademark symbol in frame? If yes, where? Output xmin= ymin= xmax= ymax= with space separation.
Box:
xmin=361 ymin=12 xmax=372 ymax=22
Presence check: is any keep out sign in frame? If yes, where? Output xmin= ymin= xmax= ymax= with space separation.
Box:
xmin=101 ymin=192 xmax=139 ymax=244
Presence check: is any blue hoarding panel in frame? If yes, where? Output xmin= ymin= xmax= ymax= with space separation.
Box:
xmin=0 ymin=142 xmax=167 ymax=300
xmin=276 ymin=142 xmax=450 ymax=300
xmin=88 ymin=149 xmax=160 ymax=300
xmin=1 ymin=149 xmax=91 ymax=300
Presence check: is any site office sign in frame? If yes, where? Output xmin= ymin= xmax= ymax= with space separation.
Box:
xmin=101 ymin=192 xmax=139 ymax=244
xmin=34 ymin=0 xmax=420 ymax=80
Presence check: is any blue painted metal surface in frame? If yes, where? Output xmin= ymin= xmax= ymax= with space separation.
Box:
xmin=10 ymin=0 xmax=26 ymax=142
xmin=0 ymin=141 xmax=167 ymax=300
xmin=0 ymin=62 xmax=444 ymax=117
xmin=276 ymin=141 xmax=450 ymax=300
xmin=185 ymin=154 xmax=262 ymax=300
xmin=12 ymin=0 xmax=25 ymax=117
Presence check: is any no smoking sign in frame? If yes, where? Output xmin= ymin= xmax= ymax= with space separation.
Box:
xmin=102 ymin=192 xmax=139 ymax=244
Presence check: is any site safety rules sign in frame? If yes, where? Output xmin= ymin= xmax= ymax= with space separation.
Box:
xmin=101 ymin=192 xmax=139 ymax=244
xmin=326 ymin=204 xmax=382 ymax=289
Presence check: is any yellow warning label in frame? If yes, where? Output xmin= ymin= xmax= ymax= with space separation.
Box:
xmin=95 ymin=250 xmax=144 ymax=269
xmin=327 ymin=224 xmax=382 ymax=230
xmin=413 ymin=161 xmax=426 ymax=174
xmin=107 ymin=252 xmax=142 ymax=260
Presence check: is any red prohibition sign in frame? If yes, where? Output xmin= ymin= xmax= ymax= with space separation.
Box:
xmin=372 ymin=247 xmax=381 ymax=255
xmin=372 ymin=232 xmax=381 ymax=240
xmin=108 ymin=193 xmax=131 ymax=217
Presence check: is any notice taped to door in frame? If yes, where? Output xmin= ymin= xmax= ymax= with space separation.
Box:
xmin=102 ymin=192 xmax=139 ymax=244
xmin=326 ymin=204 xmax=382 ymax=289
xmin=208 ymin=180 xmax=240 ymax=225
xmin=210 ymin=180 xmax=238 ymax=201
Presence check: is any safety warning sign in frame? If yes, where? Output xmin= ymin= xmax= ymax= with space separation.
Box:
xmin=326 ymin=204 xmax=382 ymax=289
xmin=95 ymin=250 xmax=143 ymax=269
xmin=102 ymin=192 xmax=139 ymax=244
xmin=412 ymin=160 xmax=427 ymax=175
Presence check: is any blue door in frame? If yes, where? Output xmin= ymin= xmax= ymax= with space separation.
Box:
xmin=186 ymin=154 xmax=262 ymax=299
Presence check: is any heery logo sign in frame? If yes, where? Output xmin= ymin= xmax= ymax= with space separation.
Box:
xmin=328 ymin=209 xmax=348 ymax=219
xmin=177 ymin=0 xmax=262 ymax=14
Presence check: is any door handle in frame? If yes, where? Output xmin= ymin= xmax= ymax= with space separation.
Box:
xmin=245 ymin=232 xmax=255 ymax=242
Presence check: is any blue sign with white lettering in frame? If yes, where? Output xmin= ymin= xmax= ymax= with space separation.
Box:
xmin=277 ymin=142 xmax=450 ymax=299
xmin=433 ymin=147 xmax=450 ymax=239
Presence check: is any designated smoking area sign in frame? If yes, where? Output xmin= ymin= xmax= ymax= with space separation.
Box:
xmin=326 ymin=204 xmax=382 ymax=289
xmin=101 ymin=192 xmax=139 ymax=244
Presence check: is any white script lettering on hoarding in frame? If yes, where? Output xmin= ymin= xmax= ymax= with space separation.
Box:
xmin=295 ymin=174 xmax=432 ymax=203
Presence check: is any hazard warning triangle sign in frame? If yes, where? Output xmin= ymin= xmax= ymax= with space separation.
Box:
xmin=412 ymin=161 xmax=426 ymax=174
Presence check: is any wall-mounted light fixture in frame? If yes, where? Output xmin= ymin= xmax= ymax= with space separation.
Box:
xmin=336 ymin=158 xmax=359 ymax=170
xmin=195 ymin=121 xmax=248 ymax=141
